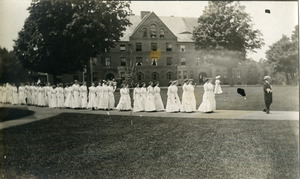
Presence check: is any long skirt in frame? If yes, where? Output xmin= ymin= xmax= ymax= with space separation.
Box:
xmin=198 ymin=91 xmax=216 ymax=112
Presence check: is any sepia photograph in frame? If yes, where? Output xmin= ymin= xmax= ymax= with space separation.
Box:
xmin=0 ymin=0 xmax=299 ymax=178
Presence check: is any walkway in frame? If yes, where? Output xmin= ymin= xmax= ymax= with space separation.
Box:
xmin=0 ymin=104 xmax=298 ymax=130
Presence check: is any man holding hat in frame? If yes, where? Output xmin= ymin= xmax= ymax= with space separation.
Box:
xmin=263 ymin=76 xmax=272 ymax=114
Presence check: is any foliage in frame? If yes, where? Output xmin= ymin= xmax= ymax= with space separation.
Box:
xmin=266 ymin=25 xmax=299 ymax=85
xmin=0 ymin=47 xmax=29 ymax=84
xmin=14 ymin=0 xmax=132 ymax=85
xmin=192 ymin=1 xmax=264 ymax=86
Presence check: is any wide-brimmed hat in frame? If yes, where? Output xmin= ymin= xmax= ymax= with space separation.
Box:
xmin=183 ymin=78 xmax=189 ymax=83
xmin=216 ymin=75 xmax=221 ymax=79
xmin=264 ymin=76 xmax=271 ymax=80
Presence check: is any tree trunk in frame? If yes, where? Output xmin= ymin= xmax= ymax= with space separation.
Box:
xmin=86 ymin=58 xmax=91 ymax=88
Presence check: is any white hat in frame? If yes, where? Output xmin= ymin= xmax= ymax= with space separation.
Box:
xmin=216 ymin=75 xmax=221 ymax=79
xmin=264 ymin=76 xmax=271 ymax=80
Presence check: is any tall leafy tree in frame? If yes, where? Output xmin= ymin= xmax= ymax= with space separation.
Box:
xmin=14 ymin=0 xmax=131 ymax=85
xmin=266 ymin=25 xmax=299 ymax=85
xmin=192 ymin=1 xmax=264 ymax=85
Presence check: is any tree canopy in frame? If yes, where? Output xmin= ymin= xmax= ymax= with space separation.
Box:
xmin=266 ymin=25 xmax=298 ymax=85
xmin=14 ymin=0 xmax=131 ymax=84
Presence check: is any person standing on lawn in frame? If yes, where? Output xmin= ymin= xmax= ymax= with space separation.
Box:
xmin=107 ymin=81 xmax=116 ymax=110
xmin=166 ymin=80 xmax=181 ymax=112
xmin=116 ymin=83 xmax=131 ymax=111
xmin=153 ymin=81 xmax=164 ymax=111
xmin=133 ymin=83 xmax=143 ymax=112
xmin=80 ymin=82 xmax=88 ymax=109
xmin=198 ymin=78 xmax=216 ymax=113
xmin=263 ymin=76 xmax=272 ymax=114
xmin=88 ymin=83 xmax=97 ymax=110
xmin=180 ymin=79 xmax=189 ymax=112
xmin=145 ymin=81 xmax=156 ymax=112
xmin=214 ymin=75 xmax=223 ymax=94
xmin=140 ymin=82 xmax=147 ymax=111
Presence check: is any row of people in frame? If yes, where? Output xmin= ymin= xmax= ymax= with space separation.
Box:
xmin=0 ymin=77 xmax=219 ymax=113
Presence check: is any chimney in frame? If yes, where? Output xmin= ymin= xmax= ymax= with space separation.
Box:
xmin=141 ymin=11 xmax=151 ymax=19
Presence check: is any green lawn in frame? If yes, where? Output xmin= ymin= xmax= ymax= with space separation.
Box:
xmin=0 ymin=114 xmax=298 ymax=178
xmin=114 ymin=85 xmax=299 ymax=111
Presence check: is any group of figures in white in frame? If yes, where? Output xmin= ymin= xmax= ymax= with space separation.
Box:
xmin=0 ymin=76 xmax=223 ymax=113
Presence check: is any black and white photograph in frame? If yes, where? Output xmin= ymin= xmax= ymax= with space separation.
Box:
xmin=0 ymin=0 xmax=299 ymax=178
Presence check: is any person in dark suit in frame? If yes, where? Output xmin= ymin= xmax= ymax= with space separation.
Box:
xmin=263 ymin=76 xmax=272 ymax=114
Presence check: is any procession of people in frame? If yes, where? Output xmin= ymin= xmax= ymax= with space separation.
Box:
xmin=0 ymin=75 xmax=272 ymax=114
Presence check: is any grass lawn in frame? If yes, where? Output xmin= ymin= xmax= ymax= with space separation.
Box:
xmin=113 ymin=85 xmax=299 ymax=111
xmin=0 ymin=113 xmax=298 ymax=178
xmin=0 ymin=107 xmax=35 ymax=122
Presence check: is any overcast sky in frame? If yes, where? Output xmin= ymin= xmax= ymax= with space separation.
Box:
xmin=0 ymin=0 xmax=298 ymax=61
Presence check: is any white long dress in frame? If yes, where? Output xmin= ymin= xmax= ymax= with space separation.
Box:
xmin=133 ymin=87 xmax=144 ymax=112
xmin=80 ymin=85 xmax=88 ymax=109
xmin=33 ymin=86 xmax=39 ymax=105
xmin=12 ymin=86 xmax=19 ymax=105
xmin=153 ymin=86 xmax=164 ymax=111
xmin=37 ymin=86 xmax=46 ymax=106
xmin=214 ymin=79 xmax=223 ymax=94
xmin=56 ymin=87 xmax=64 ymax=108
xmin=64 ymin=87 xmax=72 ymax=108
xmin=99 ymin=84 xmax=109 ymax=109
xmin=198 ymin=82 xmax=216 ymax=112
xmin=88 ymin=86 xmax=97 ymax=109
xmin=181 ymin=84 xmax=196 ymax=112
xmin=18 ymin=86 xmax=26 ymax=104
xmin=140 ymin=87 xmax=147 ymax=111
xmin=72 ymin=84 xmax=80 ymax=108
xmin=49 ymin=87 xmax=57 ymax=108
xmin=180 ymin=83 xmax=188 ymax=112
xmin=107 ymin=85 xmax=115 ymax=110
xmin=96 ymin=85 xmax=103 ymax=109
xmin=116 ymin=88 xmax=131 ymax=110
xmin=145 ymin=86 xmax=156 ymax=111
xmin=166 ymin=85 xmax=181 ymax=112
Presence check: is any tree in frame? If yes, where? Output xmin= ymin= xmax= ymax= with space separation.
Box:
xmin=266 ymin=26 xmax=298 ymax=85
xmin=14 ymin=0 xmax=131 ymax=86
xmin=192 ymin=1 xmax=264 ymax=86
xmin=0 ymin=47 xmax=29 ymax=84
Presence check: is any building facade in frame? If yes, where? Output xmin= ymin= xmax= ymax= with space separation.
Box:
xmin=56 ymin=11 xmax=243 ymax=86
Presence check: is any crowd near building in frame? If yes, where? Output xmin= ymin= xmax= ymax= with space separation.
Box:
xmin=46 ymin=11 xmax=243 ymax=86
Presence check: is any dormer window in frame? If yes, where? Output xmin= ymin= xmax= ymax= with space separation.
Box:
xmin=150 ymin=24 xmax=157 ymax=38
xmin=143 ymin=28 xmax=147 ymax=38
xmin=160 ymin=28 xmax=165 ymax=38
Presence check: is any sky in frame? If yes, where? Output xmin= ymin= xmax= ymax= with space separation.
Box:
xmin=0 ymin=0 xmax=298 ymax=61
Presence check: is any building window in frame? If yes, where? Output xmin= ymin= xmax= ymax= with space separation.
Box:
xmin=137 ymin=72 xmax=144 ymax=81
xmin=160 ymin=28 xmax=165 ymax=38
xmin=151 ymin=43 xmax=157 ymax=51
xmin=180 ymin=45 xmax=186 ymax=52
xmin=152 ymin=72 xmax=159 ymax=80
xmin=183 ymin=71 xmax=188 ymax=79
xmin=120 ymin=44 xmax=126 ymax=51
xmin=236 ymin=70 xmax=241 ymax=79
xmin=189 ymin=71 xmax=193 ymax=78
xmin=136 ymin=42 xmax=142 ymax=51
xmin=120 ymin=57 xmax=127 ymax=66
xmin=92 ymin=72 xmax=98 ymax=82
xmin=143 ymin=28 xmax=147 ymax=37
xmin=105 ymin=57 xmax=111 ymax=67
xmin=166 ymin=43 xmax=172 ymax=51
xmin=196 ymin=58 xmax=201 ymax=66
xmin=151 ymin=58 xmax=157 ymax=66
xmin=181 ymin=58 xmax=186 ymax=66
xmin=166 ymin=57 xmax=172 ymax=65
xmin=166 ymin=72 xmax=173 ymax=80
xmin=150 ymin=24 xmax=157 ymax=38
xmin=178 ymin=71 xmax=182 ymax=79
xmin=136 ymin=57 xmax=143 ymax=66
xmin=120 ymin=72 xmax=125 ymax=80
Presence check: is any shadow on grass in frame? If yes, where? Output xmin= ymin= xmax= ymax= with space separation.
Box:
xmin=0 ymin=113 xmax=299 ymax=178
xmin=0 ymin=107 xmax=35 ymax=122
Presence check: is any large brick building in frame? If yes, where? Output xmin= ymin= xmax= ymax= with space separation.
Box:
xmin=56 ymin=11 xmax=243 ymax=86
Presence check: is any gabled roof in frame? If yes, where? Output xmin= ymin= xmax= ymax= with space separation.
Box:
xmin=120 ymin=12 xmax=199 ymax=42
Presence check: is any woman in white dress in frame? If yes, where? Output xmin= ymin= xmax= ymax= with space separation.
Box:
xmin=11 ymin=84 xmax=19 ymax=105
xmin=56 ymin=84 xmax=65 ymax=108
xmin=33 ymin=84 xmax=39 ymax=106
xmin=214 ymin=75 xmax=223 ymax=94
xmin=140 ymin=82 xmax=147 ymax=111
xmin=64 ymin=84 xmax=72 ymax=108
xmin=116 ymin=84 xmax=131 ymax=111
xmin=107 ymin=81 xmax=115 ymax=110
xmin=186 ymin=79 xmax=197 ymax=112
xmin=80 ymin=82 xmax=88 ymax=109
xmin=133 ymin=83 xmax=143 ymax=112
xmin=145 ymin=81 xmax=156 ymax=112
xmin=180 ymin=79 xmax=189 ymax=112
xmin=49 ymin=85 xmax=57 ymax=108
xmin=166 ymin=80 xmax=181 ymax=112
xmin=18 ymin=83 xmax=26 ymax=105
xmin=198 ymin=78 xmax=216 ymax=113
xmin=72 ymin=80 xmax=81 ymax=109
xmin=96 ymin=81 xmax=103 ymax=110
xmin=88 ymin=83 xmax=97 ymax=109
xmin=37 ymin=84 xmax=46 ymax=107
xmin=99 ymin=81 xmax=109 ymax=110
xmin=153 ymin=82 xmax=164 ymax=111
